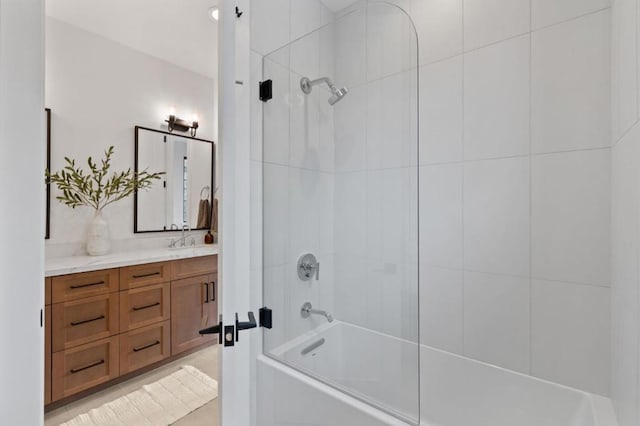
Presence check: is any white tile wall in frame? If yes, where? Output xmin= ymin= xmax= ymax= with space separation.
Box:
xmin=334 ymin=85 xmax=366 ymax=172
xmin=532 ymin=0 xmax=610 ymax=30
xmin=463 ymin=35 xmax=530 ymax=160
xmin=366 ymin=70 xmax=418 ymax=170
xmin=251 ymin=0 xmax=290 ymax=55
xmin=611 ymin=123 xmax=640 ymax=425
xmin=531 ymin=279 xmax=610 ymax=395
xmin=420 ymin=164 xmax=463 ymax=269
xmin=334 ymin=5 xmax=366 ymax=90
xmin=531 ymin=149 xmax=611 ymax=286
xmin=291 ymin=0 xmax=323 ymax=41
xmin=464 ymin=157 xmax=530 ymax=277
xmin=263 ymin=163 xmax=289 ymax=268
xmin=410 ymin=0 xmax=463 ymax=65
xmin=262 ymin=58 xmax=290 ymax=165
xmin=464 ymin=271 xmax=531 ymax=373
xmin=366 ymin=1 xmax=417 ymax=81
xmin=611 ymin=0 xmax=638 ymax=140
xmin=420 ymin=266 xmax=463 ymax=354
xmin=531 ymin=10 xmax=611 ymax=154
xmin=419 ymin=56 xmax=463 ymax=165
xmin=463 ymin=0 xmax=530 ymax=51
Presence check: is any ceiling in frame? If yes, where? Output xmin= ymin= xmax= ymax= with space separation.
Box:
xmin=46 ymin=0 xmax=218 ymax=79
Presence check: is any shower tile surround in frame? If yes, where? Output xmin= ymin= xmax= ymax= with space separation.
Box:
xmin=250 ymin=0 xmax=615 ymax=423
xmin=611 ymin=0 xmax=640 ymax=424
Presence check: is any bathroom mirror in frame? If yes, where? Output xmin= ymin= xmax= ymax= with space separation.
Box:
xmin=134 ymin=126 xmax=215 ymax=233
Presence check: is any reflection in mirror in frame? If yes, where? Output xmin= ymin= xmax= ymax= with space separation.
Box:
xmin=134 ymin=126 xmax=215 ymax=233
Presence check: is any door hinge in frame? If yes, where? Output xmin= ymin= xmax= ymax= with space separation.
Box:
xmin=259 ymin=307 xmax=272 ymax=329
xmin=259 ymin=80 xmax=273 ymax=102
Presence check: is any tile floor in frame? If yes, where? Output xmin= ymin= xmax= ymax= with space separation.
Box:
xmin=45 ymin=345 xmax=219 ymax=426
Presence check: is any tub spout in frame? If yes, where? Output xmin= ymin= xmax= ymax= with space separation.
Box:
xmin=301 ymin=302 xmax=334 ymax=323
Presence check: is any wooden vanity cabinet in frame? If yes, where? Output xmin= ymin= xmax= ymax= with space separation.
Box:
xmin=45 ymin=254 xmax=218 ymax=407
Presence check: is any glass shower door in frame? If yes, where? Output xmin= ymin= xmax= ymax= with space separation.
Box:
xmin=261 ymin=2 xmax=419 ymax=423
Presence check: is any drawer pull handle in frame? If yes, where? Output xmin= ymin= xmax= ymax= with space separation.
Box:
xmin=70 ymin=359 xmax=104 ymax=374
xmin=204 ymin=282 xmax=209 ymax=303
xmin=132 ymin=271 xmax=161 ymax=279
xmin=70 ymin=280 xmax=105 ymax=290
xmin=132 ymin=302 xmax=161 ymax=311
xmin=211 ymin=281 xmax=216 ymax=302
xmin=70 ymin=315 xmax=105 ymax=326
xmin=133 ymin=340 xmax=161 ymax=352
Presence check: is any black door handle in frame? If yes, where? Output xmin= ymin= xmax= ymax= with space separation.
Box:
xmin=235 ymin=312 xmax=257 ymax=342
xmin=199 ymin=315 xmax=223 ymax=345
xmin=204 ymin=282 xmax=209 ymax=303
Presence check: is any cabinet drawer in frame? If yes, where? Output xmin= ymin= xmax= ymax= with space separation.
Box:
xmin=119 ymin=262 xmax=171 ymax=290
xmin=45 ymin=277 xmax=52 ymax=306
xmin=119 ymin=321 xmax=170 ymax=375
xmin=171 ymin=255 xmax=217 ymax=280
xmin=120 ymin=283 xmax=170 ymax=332
xmin=52 ymin=269 xmax=119 ymax=303
xmin=52 ymin=293 xmax=119 ymax=352
xmin=52 ymin=336 xmax=119 ymax=402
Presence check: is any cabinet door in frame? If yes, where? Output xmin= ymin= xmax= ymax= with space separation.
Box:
xmin=171 ymin=275 xmax=210 ymax=355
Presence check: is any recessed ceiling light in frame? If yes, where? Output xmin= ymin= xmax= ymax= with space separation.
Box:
xmin=208 ymin=7 xmax=219 ymax=21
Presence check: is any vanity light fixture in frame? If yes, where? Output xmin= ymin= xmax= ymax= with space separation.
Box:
xmin=208 ymin=7 xmax=219 ymax=21
xmin=166 ymin=114 xmax=199 ymax=138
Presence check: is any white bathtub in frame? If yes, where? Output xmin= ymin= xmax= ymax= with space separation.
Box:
xmin=259 ymin=321 xmax=618 ymax=426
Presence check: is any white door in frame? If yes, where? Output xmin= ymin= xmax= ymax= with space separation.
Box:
xmin=0 ymin=0 xmax=46 ymax=425
xmin=217 ymin=1 xmax=257 ymax=425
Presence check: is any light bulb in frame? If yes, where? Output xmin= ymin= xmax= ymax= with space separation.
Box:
xmin=209 ymin=7 xmax=219 ymax=21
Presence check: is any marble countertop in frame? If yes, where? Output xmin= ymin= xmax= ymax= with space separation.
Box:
xmin=46 ymin=245 xmax=219 ymax=277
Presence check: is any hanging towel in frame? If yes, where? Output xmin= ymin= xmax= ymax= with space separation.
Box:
xmin=196 ymin=199 xmax=211 ymax=229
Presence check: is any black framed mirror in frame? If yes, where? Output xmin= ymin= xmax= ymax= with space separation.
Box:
xmin=45 ymin=108 xmax=51 ymax=240
xmin=134 ymin=126 xmax=215 ymax=233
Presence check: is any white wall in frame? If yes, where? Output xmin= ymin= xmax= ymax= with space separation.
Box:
xmin=45 ymin=17 xmax=215 ymax=254
xmin=0 ymin=0 xmax=45 ymax=424
xmin=610 ymin=0 xmax=640 ymax=423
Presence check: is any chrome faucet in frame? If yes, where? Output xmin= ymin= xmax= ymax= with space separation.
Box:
xmin=300 ymin=302 xmax=334 ymax=323
xmin=168 ymin=224 xmax=195 ymax=248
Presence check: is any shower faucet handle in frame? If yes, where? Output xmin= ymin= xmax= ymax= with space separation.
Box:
xmin=297 ymin=253 xmax=319 ymax=281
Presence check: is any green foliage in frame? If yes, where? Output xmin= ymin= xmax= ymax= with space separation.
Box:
xmin=46 ymin=146 xmax=164 ymax=211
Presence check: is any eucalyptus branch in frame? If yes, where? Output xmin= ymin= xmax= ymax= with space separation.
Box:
xmin=46 ymin=146 xmax=164 ymax=211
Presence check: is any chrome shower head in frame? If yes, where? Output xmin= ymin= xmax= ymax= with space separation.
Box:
xmin=328 ymin=87 xmax=348 ymax=106
xmin=300 ymin=76 xmax=349 ymax=106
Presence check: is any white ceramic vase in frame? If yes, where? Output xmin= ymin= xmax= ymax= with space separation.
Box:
xmin=86 ymin=209 xmax=111 ymax=256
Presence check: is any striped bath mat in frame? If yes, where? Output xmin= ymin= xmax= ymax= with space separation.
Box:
xmin=61 ymin=365 xmax=218 ymax=426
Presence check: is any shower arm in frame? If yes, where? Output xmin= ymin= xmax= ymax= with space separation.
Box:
xmin=300 ymin=77 xmax=336 ymax=94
